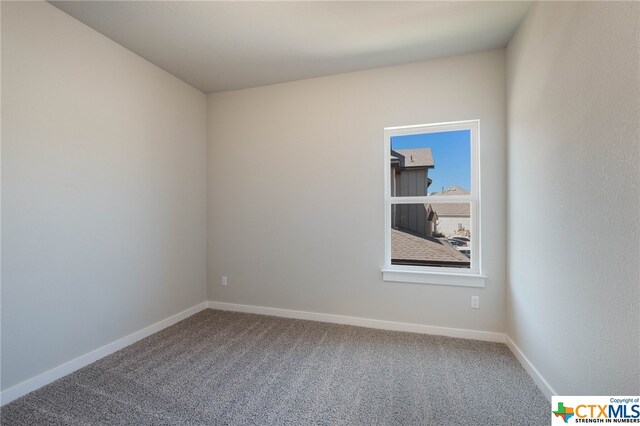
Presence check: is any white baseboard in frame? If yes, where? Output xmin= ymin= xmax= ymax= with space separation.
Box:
xmin=207 ymin=301 xmax=506 ymax=343
xmin=0 ymin=301 xmax=208 ymax=406
xmin=1 ymin=299 xmax=555 ymax=407
xmin=209 ymin=301 xmax=558 ymax=399
xmin=505 ymin=335 xmax=556 ymax=400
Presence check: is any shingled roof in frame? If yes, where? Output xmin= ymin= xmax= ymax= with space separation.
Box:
xmin=391 ymin=228 xmax=470 ymax=267
xmin=391 ymin=148 xmax=434 ymax=169
xmin=429 ymin=185 xmax=471 ymax=217
xmin=430 ymin=185 xmax=469 ymax=196
xmin=432 ymin=203 xmax=470 ymax=217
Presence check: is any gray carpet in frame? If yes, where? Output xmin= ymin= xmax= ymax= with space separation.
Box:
xmin=1 ymin=309 xmax=550 ymax=425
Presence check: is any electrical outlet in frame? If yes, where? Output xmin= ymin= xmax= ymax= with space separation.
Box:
xmin=221 ymin=276 xmax=228 ymax=286
xmin=471 ymin=296 xmax=480 ymax=309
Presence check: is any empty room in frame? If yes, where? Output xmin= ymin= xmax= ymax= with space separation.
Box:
xmin=1 ymin=1 xmax=638 ymax=425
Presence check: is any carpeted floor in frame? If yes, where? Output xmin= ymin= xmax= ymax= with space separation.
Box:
xmin=1 ymin=309 xmax=549 ymax=425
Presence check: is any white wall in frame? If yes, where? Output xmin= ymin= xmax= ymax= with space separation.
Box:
xmin=436 ymin=217 xmax=471 ymax=238
xmin=507 ymin=2 xmax=639 ymax=394
xmin=1 ymin=2 xmax=207 ymax=390
xmin=208 ymin=50 xmax=507 ymax=332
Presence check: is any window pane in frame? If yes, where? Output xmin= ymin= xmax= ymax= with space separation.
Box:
xmin=390 ymin=130 xmax=471 ymax=197
xmin=390 ymin=203 xmax=471 ymax=268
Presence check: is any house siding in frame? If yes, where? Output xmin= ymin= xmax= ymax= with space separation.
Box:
xmin=396 ymin=169 xmax=428 ymax=196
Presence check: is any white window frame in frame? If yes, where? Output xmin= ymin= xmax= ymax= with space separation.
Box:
xmin=382 ymin=120 xmax=485 ymax=288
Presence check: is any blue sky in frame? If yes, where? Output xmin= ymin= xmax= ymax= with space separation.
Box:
xmin=391 ymin=129 xmax=470 ymax=194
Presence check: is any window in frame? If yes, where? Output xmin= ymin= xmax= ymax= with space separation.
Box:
xmin=383 ymin=120 xmax=484 ymax=287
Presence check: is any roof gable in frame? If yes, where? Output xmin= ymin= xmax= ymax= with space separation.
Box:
xmin=430 ymin=185 xmax=470 ymax=196
xmin=393 ymin=148 xmax=434 ymax=168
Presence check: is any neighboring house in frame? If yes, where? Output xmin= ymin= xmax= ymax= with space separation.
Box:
xmin=429 ymin=185 xmax=471 ymax=237
xmin=390 ymin=149 xmax=470 ymax=268
xmin=390 ymin=148 xmax=436 ymax=237
xmin=390 ymin=148 xmax=434 ymax=197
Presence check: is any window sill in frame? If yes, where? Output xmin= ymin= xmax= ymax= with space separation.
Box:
xmin=381 ymin=269 xmax=486 ymax=288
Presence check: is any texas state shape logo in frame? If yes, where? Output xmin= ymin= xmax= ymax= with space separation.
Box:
xmin=553 ymin=402 xmax=575 ymax=423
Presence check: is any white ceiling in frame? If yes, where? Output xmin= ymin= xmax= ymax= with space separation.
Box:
xmin=50 ymin=1 xmax=531 ymax=93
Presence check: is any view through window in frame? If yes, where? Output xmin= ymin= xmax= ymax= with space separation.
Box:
xmin=385 ymin=121 xmax=479 ymax=272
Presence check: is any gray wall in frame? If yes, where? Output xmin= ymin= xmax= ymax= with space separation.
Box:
xmin=394 ymin=169 xmax=430 ymax=236
xmin=397 ymin=169 xmax=428 ymax=197
xmin=507 ymin=1 xmax=640 ymax=394
xmin=1 ymin=2 xmax=207 ymax=390
xmin=395 ymin=204 xmax=428 ymax=237
xmin=208 ymin=49 xmax=507 ymax=332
